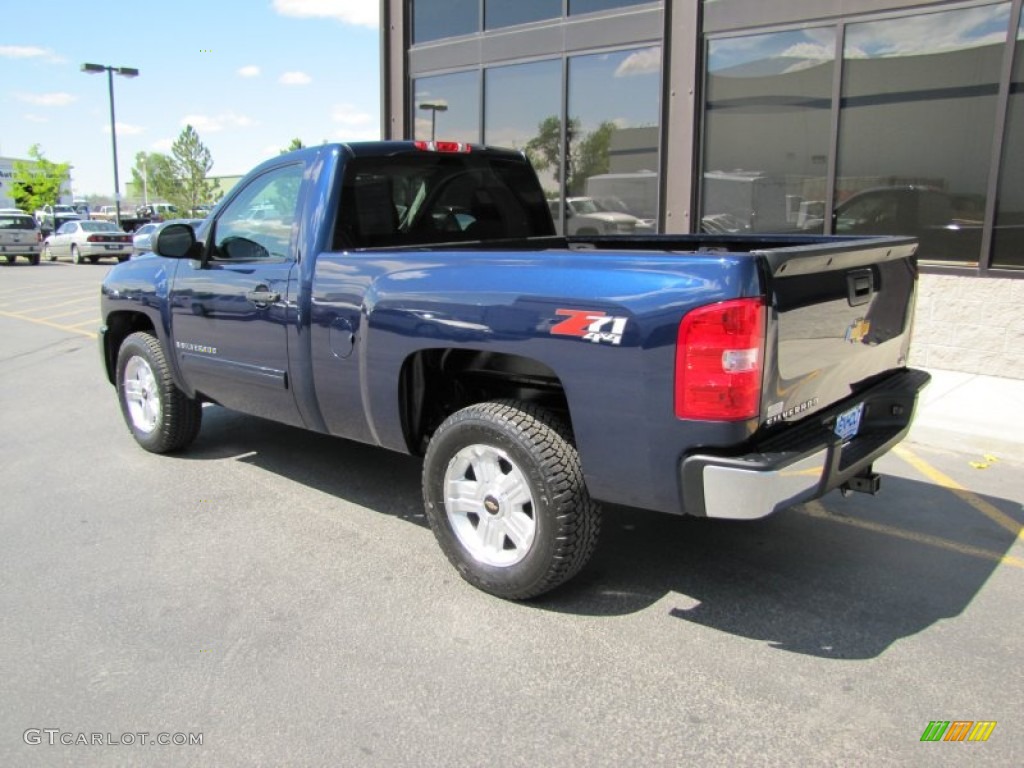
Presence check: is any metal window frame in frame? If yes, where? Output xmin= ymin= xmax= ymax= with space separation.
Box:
xmin=699 ymin=0 xmax=1024 ymax=277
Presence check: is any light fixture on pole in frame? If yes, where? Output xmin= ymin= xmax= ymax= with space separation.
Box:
xmin=82 ymin=63 xmax=139 ymax=228
xmin=418 ymin=101 xmax=448 ymax=141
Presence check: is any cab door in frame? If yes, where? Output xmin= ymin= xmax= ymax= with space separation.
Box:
xmin=169 ymin=162 xmax=305 ymax=426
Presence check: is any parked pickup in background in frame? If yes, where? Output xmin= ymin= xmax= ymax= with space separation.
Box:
xmin=99 ymin=141 xmax=930 ymax=599
xmin=34 ymin=204 xmax=80 ymax=236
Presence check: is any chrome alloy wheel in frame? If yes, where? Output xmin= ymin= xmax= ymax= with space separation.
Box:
xmin=443 ymin=444 xmax=537 ymax=567
xmin=122 ymin=355 xmax=161 ymax=434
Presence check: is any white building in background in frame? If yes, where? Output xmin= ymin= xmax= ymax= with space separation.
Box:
xmin=0 ymin=156 xmax=73 ymax=210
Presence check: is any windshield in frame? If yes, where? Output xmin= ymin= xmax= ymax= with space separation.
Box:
xmin=568 ymin=198 xmax=601 ymax=215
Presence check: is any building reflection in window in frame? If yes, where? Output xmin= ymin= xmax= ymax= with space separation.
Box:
xmin=559 ymin=46 xmax=662 ymax=235
xmin=836 ymin=4 xmax=1010 ymax=264
xmin=413 ymin=71 xmax=481 ymax=144
xmin=992 ymin=12 xmax=1024 ymax=269
xmin=702 ymin=28 xmax=835 ymax=234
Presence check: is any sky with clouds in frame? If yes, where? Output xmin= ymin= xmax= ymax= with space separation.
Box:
xmin=0 ymin=0 xmax=380 ymax=197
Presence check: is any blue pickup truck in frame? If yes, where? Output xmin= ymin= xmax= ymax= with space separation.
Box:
xmin=99 ymin=141 xmax=929 ymax=599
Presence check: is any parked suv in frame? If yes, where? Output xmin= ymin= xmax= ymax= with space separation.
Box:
xmin=0 ymin=209 xmax=43 ymax=265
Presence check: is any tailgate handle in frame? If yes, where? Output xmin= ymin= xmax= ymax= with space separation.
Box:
xmin=847 ymin=269 xmax=874 ymax=307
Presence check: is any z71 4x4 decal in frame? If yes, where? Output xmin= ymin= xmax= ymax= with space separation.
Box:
xmin=550 ymin=309 xmax=628 ymax=346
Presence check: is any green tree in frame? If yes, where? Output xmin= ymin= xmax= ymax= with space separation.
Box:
xmin=524 ymin=117 xmax=617 ymax=196
xmin=130 ymin=151 xmax=181 ymax=205
xmin=11 ymin=145 xmax=71 ymax=214
xmin=169 ymin=125 xmax=216 ymax=214
xmin=280 ymin=138 xmax=306 ymax=154
xmin=570 ymin=121 xmax=616 ymax=196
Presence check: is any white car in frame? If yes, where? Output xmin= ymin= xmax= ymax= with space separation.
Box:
xmin=44 ymin=220 xmax=133 ymax=264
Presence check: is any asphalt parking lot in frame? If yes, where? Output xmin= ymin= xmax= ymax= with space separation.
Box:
xmin=1 ymin=260 xmax=1022 ymax=767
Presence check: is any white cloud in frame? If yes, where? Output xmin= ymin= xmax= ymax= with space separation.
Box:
xmin=279 ymin=71 xmax=312 ymax=86
xmin=331 ymin=103 xmax=373 ymax=127
xmin=271 ymin=0 xmax=378 ymax=29
xmin=0 ymin=45 xmax=61 ymax=62
xmin=180 ymin=112 xmax=254 ymax=133
xmin=779 ymin=42 xmax=834 ymax=61
xmin=14 ymin=91 xmax=76 ymax=107
xmin=152 ymin=139 xmax=174 ymax=152
xmin=614 ymin=47 xmax=660 ymax=78
xmin=238 ymin=65 xmax=261 ymax=78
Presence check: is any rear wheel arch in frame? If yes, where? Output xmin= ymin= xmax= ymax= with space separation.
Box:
xmin=398 ymin=348 xmax=572 ymax=455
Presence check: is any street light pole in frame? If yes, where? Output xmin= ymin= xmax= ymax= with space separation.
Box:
xmin=82 ymin=63 xmax=139 ymax=229
xmin=418 ymin=102 xmax=448 ymax=142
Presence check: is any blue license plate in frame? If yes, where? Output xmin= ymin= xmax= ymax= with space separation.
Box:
xmin=835 ymin=402 xmax=864 ymax=442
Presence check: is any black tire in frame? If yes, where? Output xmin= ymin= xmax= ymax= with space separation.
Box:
xmin=423 ymin=400 xmax=601 ymax=600
xmin=71 ymin=245 xmax=82 ymax=264
xmin=88 ymin=256 xmax=99 ymax=264
xmin=28 ymin=254 xmax=40 ymax=266
xmin=3 ymin=255 xmax=15 ymax=265
xmin=115 ymin=332 xmax=202 ymax=453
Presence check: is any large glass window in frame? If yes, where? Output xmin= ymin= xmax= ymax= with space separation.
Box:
xmin=993 ymin=12 xmax=1024 ymax=269
xmin=562 ymin=46 xmax=662 ymax=234
xmin=836 ymin=4 xmax=1010 ymax=264
xmin=413 ymin=0 xmax=479 ymax=44
xmin=484 ymin=59 xmax=562 ymax=195
xmin=486 ymin=0 xmax=560 ymax=30
xmin=702 ymin=28 xmax=835 ymax=234
xmin=413 ymin=71 xmax=481 ymax=144
xmin=570 ymin=0 xmax=655 ymax=16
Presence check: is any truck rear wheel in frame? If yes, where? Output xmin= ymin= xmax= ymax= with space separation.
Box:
xmin=116 ymin=332 xmax=202 ymax=453
xmin=422 ymin=400 xmax=600 ymax=599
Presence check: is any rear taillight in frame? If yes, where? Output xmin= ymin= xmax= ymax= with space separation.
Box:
xmin=414 ymin=140 xmax=472 ymax=153
xmin=87 ymin=235 xmax=101 ymax=243
xmin=675 ymin=298 xmax=766 ymax=421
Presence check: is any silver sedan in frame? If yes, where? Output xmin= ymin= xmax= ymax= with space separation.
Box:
xmin=44 ymin=220 xmax=133 ymax=264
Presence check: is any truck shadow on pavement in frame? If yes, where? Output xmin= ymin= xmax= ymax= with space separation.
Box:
xmin=542 ymin=480 xmax=1021 ymax=659
xmin=183 ymin=407 xmax=1020 ymax=660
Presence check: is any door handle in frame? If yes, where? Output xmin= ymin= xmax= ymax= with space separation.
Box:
xmin=246 ymin=289 xmax=280 ymax=306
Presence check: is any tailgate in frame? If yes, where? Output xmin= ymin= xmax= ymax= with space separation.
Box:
xmin=757 ymin=236 xmax=919 ymax=428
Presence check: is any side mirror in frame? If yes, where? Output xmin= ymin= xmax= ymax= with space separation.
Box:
xmin=152 ymin=223 xmax=199 ymax=259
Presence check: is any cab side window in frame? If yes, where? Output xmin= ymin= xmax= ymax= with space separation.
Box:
xmin=212 ymin=164 xmax=304 ymax=261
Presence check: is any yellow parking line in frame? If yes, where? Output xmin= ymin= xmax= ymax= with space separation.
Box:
xmin=15 ymin=295 xmax=96 ymax=313
xmin=893 ymin=444 xmax=1022 ymax=539
xmin=68 ymin=318 xmax=101 ymax=329
xmin=801 ymin=501 xmax=1024 ymax=569
xmin=0 ymin=310 xmax=97 ymax=339
xmin=2 ymin=288 xmax=90 ymax=306
xmin=40 ymin=306 xmax=99 ymax=320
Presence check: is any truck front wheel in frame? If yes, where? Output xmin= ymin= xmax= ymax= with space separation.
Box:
xmin=422 ymin=400 xmax=600 ymax=599
xmin=115 ymin=332 xmax=202 ymax=453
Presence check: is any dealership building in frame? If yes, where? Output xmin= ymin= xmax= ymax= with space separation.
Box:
xmin=381 ymin=0 xmax=1024 ymax=379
